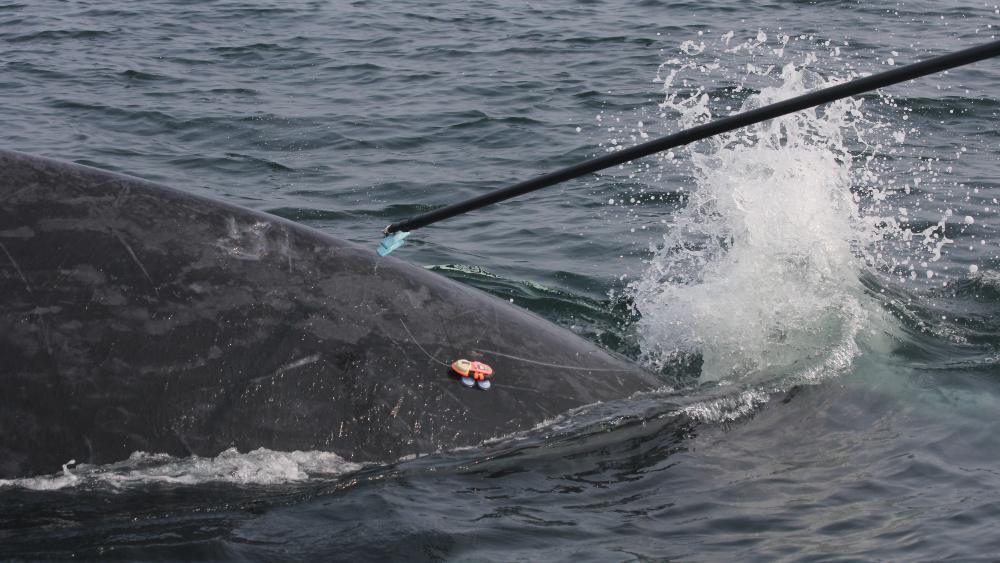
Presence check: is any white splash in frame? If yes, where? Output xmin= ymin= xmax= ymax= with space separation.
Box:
xmin=0 ymin=448 xmax=363 ymax=491
xmin=682 ymin=388 xmax=771 ymax=423
xmin=632 ymin=43 xmax=893 ymax=384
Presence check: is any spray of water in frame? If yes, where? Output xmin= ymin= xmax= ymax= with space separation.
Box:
xmin=629 ymin=36 xmax=898 ymax=385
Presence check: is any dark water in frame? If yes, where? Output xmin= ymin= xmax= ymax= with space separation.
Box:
xmin=3 ymin=0 xmax=1000 ymax=560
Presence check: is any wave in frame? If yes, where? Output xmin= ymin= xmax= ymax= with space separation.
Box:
xmin=0 ymin=448 xmax=363 ymax=491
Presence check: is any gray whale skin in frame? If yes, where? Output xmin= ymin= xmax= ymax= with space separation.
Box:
xmin=0 ymin=150 xmax=660 ymax=479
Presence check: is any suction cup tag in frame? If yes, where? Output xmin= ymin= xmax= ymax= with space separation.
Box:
xmin=451 ymin=359 xmax=494 ymax=390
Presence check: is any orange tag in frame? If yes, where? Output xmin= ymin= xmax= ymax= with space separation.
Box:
xmin=451 ymin=359 xmax=493 ymax=378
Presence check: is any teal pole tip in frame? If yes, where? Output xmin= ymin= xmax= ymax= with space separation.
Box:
xmin=377 ymin=231 xmax=410 ymax=256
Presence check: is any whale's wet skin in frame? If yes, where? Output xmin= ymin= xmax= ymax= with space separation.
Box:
xmin=0 ymin=150 xmax=666 ymax=479
xmin=3 ymin=0 xmax=1000 ymax=560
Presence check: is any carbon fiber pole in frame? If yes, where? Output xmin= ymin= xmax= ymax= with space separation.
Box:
xmin=384 ymin=39 xmax=1000 ymax=237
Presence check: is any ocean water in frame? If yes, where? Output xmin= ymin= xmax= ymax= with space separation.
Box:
xmin=3 ymin=0 xmax=1000 ymax=560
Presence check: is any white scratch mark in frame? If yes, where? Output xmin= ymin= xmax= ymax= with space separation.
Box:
xmin=0 ymin=242 xmax=31 ymax=293
xmin=276 ymin=354 xmax=321 ymax=373
xmin=247 ymin=354 xmax=324 ymax=385
xmin=112 ymin=230 xmax=156 ymax=290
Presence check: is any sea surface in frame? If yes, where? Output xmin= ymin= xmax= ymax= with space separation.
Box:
xmin=3 ymin=0 xmax=1000 ymax=560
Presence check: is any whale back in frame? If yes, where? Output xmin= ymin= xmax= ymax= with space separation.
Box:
xmin=0 ymin=151 xmax=660 ymax=478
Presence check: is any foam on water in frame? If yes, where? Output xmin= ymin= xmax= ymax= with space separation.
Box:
xmin=681 ymin=388 xmax=771 ymax=423
xmin=0 ymin=448 xmax=364 ymax=491
xmin=630 ymin=36 xmax=898 ymax=385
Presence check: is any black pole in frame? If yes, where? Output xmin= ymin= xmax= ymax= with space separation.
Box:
xmin=385 ymin=39 xmax=1000 ymax=235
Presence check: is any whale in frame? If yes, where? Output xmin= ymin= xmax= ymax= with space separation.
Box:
xmin=0 ymin=150 xmax=663 ymax=479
